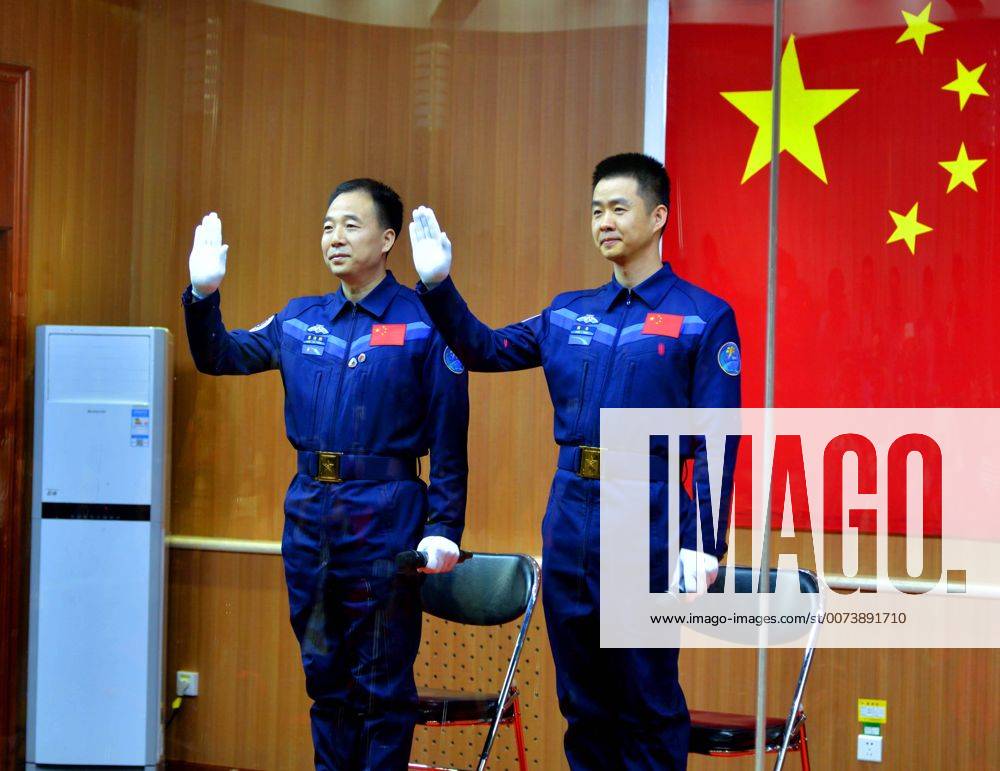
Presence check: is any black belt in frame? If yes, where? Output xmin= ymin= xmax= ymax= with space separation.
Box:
xmin=297 ymin=451 xmax=419 ymax=483
xmin=557 ymin=445 xmax=673 ymax=482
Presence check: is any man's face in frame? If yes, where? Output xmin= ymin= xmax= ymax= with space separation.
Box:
xmin=321 ymin=190 xmax=395 ymax=281
xmin=590 ymin=175 xmax=666 ymax=263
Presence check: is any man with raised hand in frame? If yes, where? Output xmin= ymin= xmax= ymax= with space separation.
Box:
xmin=182 ymin=178 xmax=469 ymax=770
xmin=409 ymin=153 xmax=741 ymax=769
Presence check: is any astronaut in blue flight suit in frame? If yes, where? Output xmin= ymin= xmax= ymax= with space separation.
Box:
xmin=182 ymin=178 xmax=469 ymax=771
xmin=409 ymin=154 xmax=741 ymax=770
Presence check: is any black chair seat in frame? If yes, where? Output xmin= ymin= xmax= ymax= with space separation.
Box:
xmin=416 ymin=688 xmax=516 ymax=725
xmin=689 ymin=709 xmax=798 ymax=754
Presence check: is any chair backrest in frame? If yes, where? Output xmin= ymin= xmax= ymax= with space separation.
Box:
xmin=418 ymin=553 xmax=541 ymax=770
xmin=707 ymin=565 xmax=822 ymax=770
xmin=709 ymin=565 xmax=820 ymax=597
xmin=695 ymin=565 xmax=823 ymax=647
xmin=421 ymin=553 xmax=539 ymax=626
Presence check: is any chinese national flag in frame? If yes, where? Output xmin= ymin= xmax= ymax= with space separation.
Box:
xmin=370 ymin=323 xmax=406 ymax=346
xmin=642 ymin=312 xmax=684 ymax=337
xmin=663 ymin=5 xmax=999 ymax=535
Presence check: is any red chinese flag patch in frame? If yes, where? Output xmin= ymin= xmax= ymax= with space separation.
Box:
xmin=642 ymin=312 xmax=683 ymax=338
xmin=370 ymin=323 xmax=406 ymax=346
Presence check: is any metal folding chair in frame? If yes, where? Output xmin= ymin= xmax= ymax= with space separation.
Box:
xmin=408 ymin=553 xmax=540 ymax=771
xmin=688 ymin=566 xmax=823 ymax=770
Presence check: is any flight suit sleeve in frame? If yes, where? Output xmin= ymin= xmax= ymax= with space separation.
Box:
xmin=684 ymin=304 xmax=742 ymax=559
xmin=416 ymin=276 xmax=546 ymax=372
xmin=421 ymin=331 xmax=470 ymax=545
xmin=182 ymin=285 xmax=281 ymax=375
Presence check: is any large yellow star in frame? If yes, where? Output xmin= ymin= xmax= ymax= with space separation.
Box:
xmin=942 ymin=60 xmax=988 ymax=110
xmin=896 ymin=3 xmax=943 ymax=54
xmin=887 ymin=203 xmax=932 ymax=254
xmin=721 ymin=36 xmax=858 ymax=184
xmin=939 ymin=143 xmax=986 ymax=192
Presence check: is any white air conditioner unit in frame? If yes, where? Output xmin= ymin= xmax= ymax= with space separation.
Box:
xmin=27 ymin=326 xmax=172 ymax=771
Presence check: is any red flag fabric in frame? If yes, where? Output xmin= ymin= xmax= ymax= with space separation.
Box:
xmin=642 ymin=312 xmax=684 ymax=337
xmin=665 ymin=4 xmax=999 ymax=534
xmin=370 ymin=323 xmax=406 ymax=346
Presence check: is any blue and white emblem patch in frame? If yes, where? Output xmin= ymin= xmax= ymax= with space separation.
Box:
xmin=302 ymin=332 xmax=326 ymax=356
xmin=568 ymin=324 xmax=595 ymax=346
xmin=569 ymin=314 xmax=599 ymax=346
xmin=443 ymin=347 xmax=465 ymax=374
xmin=717 ymin=341 xmax=741 ymax=376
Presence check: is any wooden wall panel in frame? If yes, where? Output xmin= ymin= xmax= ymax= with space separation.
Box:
xmin=684 ymin=648 xmax=1000 ymax=770
xmin=128 ymin=0 xmax=645 ymax=551
xmin=0 ymin=0 xmax=140 ymax=332
xmin=166 ymin=550 xmax=310 ymax=770
xmin=0 ymin=62 xmax=30 ymax=771
xmin=0 ymin=1 xmax=141 ymax=765
xmin=685 ymin=535 xmax=1000 ymax=769
xmin=4 ymin=0 xmax=998 ymax=768
xmin=0 ymin=79 xmax=15 ymax=229
xmin=164 ymin=542 xmax=1000 ymax=771
xmin=166 ymin=549 xmax=563 ymax=770
xmin=140 ymin=4 xmax=644 ymax=768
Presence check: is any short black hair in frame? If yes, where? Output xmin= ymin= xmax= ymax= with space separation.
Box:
xmin=592 ymin=153 xmax=671 ymax=215
xmin=327 ymin=178 xmax=404 ymax=249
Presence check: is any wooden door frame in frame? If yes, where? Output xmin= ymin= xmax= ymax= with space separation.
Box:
xmin=0 ymin=62 xmax=30 ymax=771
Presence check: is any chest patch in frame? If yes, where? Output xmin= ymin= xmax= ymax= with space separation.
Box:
xmin=642 ymin=312 xmax=684 ymax=338
xmin=568 ymin=326 xmax=594 ymax=346
xmin=370 ymin=323 xmax=406 ymax=346
xmin=568 ymin=314 xmax=600 ymax=346
xmin=301 ymin=333 xmax=326 ymax=356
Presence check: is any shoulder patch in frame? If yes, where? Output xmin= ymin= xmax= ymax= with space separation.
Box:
xmin=443 ymin=346 xmax=465 ymax=375
xmin=250 ymin=314 xmax=275 ymax=332
xmin=717 ymin=341 xmax=741 ymax=376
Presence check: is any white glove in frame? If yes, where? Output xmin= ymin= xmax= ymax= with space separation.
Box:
xmin=417 ymin=535 xmax=460 ymax=574
xmin=676 ymin=547 xmax=719 ymax=595
xmin=409 ymin=206 xmax=451 ymax=288
xmin=189 ymin=212 xmax=229 ymax=298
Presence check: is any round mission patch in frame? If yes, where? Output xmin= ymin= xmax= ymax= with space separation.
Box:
xmin=717 ymin=341 xmax=741 ymax=376
xmin=443 ymin=346 xmax=465 ymax=374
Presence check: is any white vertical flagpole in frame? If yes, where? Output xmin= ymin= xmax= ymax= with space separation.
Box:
xmin=643 ymin=0 xmax=669 ymax=163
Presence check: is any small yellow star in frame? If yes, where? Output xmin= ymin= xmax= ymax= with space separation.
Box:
xmin=896 ymin=3 xmax=943 ymax=54
xmin=887 ymin=203 xmax=932 ymax=255
xmin=939 ymin=143 xmax=987 ymax=192
xmin=942 ymin=60 xmax=989 ymax=110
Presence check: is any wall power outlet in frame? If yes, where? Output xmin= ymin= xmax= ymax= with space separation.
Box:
xmin=857 ymin=734 xmax=883 ymax=762
xmin=176 ymin=670 xmax=199 ymax=697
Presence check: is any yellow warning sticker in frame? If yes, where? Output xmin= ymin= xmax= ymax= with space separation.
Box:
xmin=858 ymin=698 xmax=887 ymax=724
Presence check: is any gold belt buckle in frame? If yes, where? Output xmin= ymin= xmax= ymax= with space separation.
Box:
xmin=578 ymin=446 xmax=601 ymax=480
xmin=316 ymin=451 xmax=343 ymax=483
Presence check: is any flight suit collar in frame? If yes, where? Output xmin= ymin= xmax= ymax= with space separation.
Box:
xmin=329 ymin=270 xmax=402 ymax=321
xmin=604 ymin=262 xmax=678 ymax=311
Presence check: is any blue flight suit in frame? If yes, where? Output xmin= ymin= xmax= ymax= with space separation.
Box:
xmin=417 ymin=263 xmax=740 ymax=770
xmin=183 ymin=271 xmax=469 ymax=771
